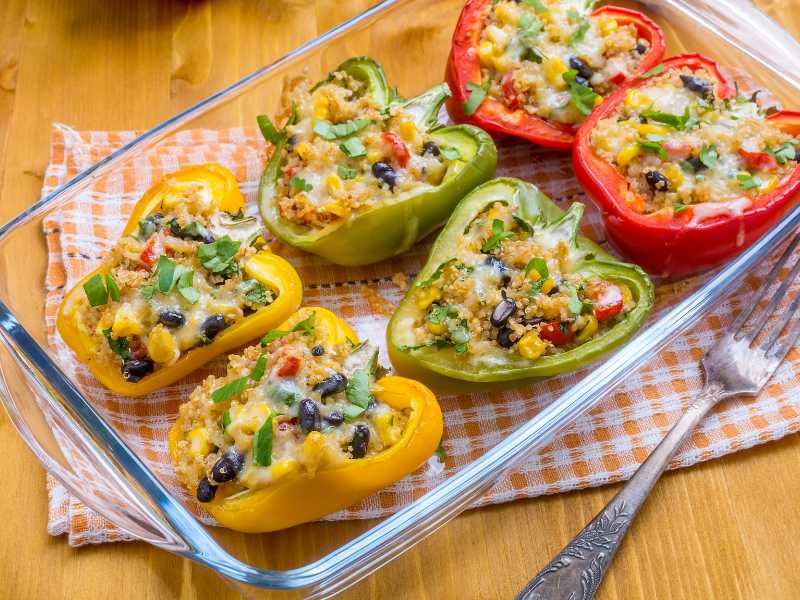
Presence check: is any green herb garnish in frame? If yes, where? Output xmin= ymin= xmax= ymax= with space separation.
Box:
xmin=346 ymin=368 xmax=372 ymax=409
xmin=416 ymin=258 xmax=456 ymax=288
xmin=563 ymin=69 xmax=599 ymax=116
xmin=83 ymin=274 xmax=109 ymax=307
xmin=569 ymin=16 xmax=590 ymax=46
xmin=289 ymin=176 xmax=313 ymax=192
xmin=339 ymin=137 xmax=367 ymax=158
xmin=639 ymin=64 xmax=665 ymax=79
xmin=253 ymin=414 xmax=274 ymax=466
xmin=260 ymin=312 xmax=316 ymax=346
xmin=673 ymin=202 xmax=690 ymax=214
xmin=197 ymin=236 xmax=241 ymax=276
xmin=736 ymin=171 xmax=760 ymax=190
xmin=250 ymin=353 xmax=268 ymax=383
xmin=642 ymin=107 xmax=693 ymax=130
xmin=211 ymin=376 xmax=250 ymax=403
xmin=699 ymin=144 xmax=718 ymax=169
xmin=768 ymin=142 xmax=796 ymax=165
xmin=481 ymin=219 xmax=515 ymax=252
xmin=104 ymin=274 xmax=121 ymax=302
xmin=524 ymin=257 xmax=549 ymax=280
xmin=221 ymin=410 xmax=232 ymax=431
xmin=637 ymin=138 xmax=667 ymax=160
xmin=155 ymin=256 xmax=177 ymax=293
xmin=462 ymin=81 xmax=490 ymax=117
xmin=140 ymin=284 xmax=155 ymax=300
xmin=337 ymin=164 xmax=358 ymax=180
xmin=242 ymin=280 xmax=270 ymax=306
xmin=522 ymin=0 xmax=548 ymax=11
xmin=101 ymin=327 xmax=132 ymax=360
xmin=313 ymin=118 xmax=370 ymax=140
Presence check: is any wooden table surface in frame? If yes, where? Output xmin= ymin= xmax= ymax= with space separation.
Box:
xmin=2 ymin=1 xmax=800 ymax=598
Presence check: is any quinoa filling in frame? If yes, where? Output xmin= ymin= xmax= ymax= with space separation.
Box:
xmin=405 ymin=201 xmax=634 ymax=360
xmin=173 ymin=318 xmax=407 ymax=503
xmin=477 ymin=0 xmax=650 ymax=125
xmin=273 ymin=71 xmax=455 ymax=230
xmin=591 ymin=67 xmax=799 ymax=216
xmin=76 ymin=183 xmax=270 ymax=383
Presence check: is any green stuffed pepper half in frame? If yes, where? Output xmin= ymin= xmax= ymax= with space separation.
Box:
xmin=388 ymin=177 xmax=654 ymax=385
xmin=257 ymin=57 xmax=498 ymax=266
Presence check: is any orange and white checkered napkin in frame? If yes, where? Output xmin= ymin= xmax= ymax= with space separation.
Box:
xmin=42 ymin=123 xmax=800 ymax=547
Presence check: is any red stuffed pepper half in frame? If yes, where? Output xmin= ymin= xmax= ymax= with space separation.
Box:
xmin=573 ymin=53 xmax=800 ymax=277
xmin=446 ymin=0 xmax=665 ymax=150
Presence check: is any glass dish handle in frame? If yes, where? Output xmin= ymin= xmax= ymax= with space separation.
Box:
xmin=655 ymin=0 xmax=800 ymax=88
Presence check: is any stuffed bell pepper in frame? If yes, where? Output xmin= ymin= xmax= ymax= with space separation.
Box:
xmin=446 ymin=0 xmax=665 ymax=149
xmin=258 ymin=56 xmax=497 ymax=265
xmin=388 ymin=178 xmax=653 ymax=385
xmin=57 ymin=164 xmax=303 ymax=396
xmin=169 ymin=306 xmax=443 ymax=532
xmin=574 ymin=53 xmax=800 ymax=277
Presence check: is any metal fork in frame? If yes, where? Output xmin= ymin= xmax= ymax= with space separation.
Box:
xmin=516 ymin=232 xmax=800 ymax=600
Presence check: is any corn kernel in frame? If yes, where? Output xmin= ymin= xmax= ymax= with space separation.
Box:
xmin=323 ymin=202 xmax=348 ymax=217
xmin=575 ymin=315 xmax=599 ymax=344
xmin=374 ymin=412 xmax=402 ymax=446
xmin=540 ymin=278 xmax=555 ymax=295
xmin=636 ymin=123 xmax=668 ymax=136
xmin=367 ymin=149 xmax=382 ymax=163
xmin=528 ymin=269 xmax=542 ymax=282
xmin=399 ymin=121 xmax=417 ymax=142
xmin=625 ymin=89 xmax=651 ymax=110
xmin=416 ymin=286 xmax=442 ymax=310
xmin=427 ymin=321 xmax=447 ymax=335
xmin=312 ymin=92 xmax=329 ymax=121
xmin=492 ymin=53 xmax=514 ymax=74
xmin=295 ymin=142 xmax=312 ymax=160
xmin=663 ymin=163 xmax=685 ymax=188
xmin=270 ymin=459 xmax=299 ymax=481
xmin=544 ymin=57 xmax=568 ymax=89
xmin=616 ymin=144 xmax=641 ymax=167
xmin=619 ymin=283 xmax=634 ymax=309
xmin=111 ymin=303 xmax=144 ymax=337
xmin=495 ymin=1 xmax=520 ymax=26
xmin=147 ymin=324 xmax=179 ymax=364
xmin=593 ymin=95 xmax=605 ymax=108
xmin=188 ymin=427 xmax=211 ymax=458
xmin=326 ymin=173 xmax=342 ymax=192
xmin=302 ymin=431 xmax=326 ymax=469
xmin=762 ymin=175 xmax=779 ymax=193
xmin=485 ymin=24 xmax=510 ymax=49
xmin=518 ymin=331 xmax=548 ymax=360
xmin=478 ymin=41 xmax=496 ymax=64
xmin=598 ymin=16 xmax=618 ymax=35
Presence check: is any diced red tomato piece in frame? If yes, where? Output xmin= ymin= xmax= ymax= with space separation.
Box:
xmin=539 ymin=321 xmax=575 ymax=346
xmin=663 ymin=141 xmax=692 ymax=160
xmin=383 ymin=131 xmax=410 ymax=167
xmin=589 ymin=281 xmax=624 ymax=321
xmin=284 ymin=165 xmax=298 ymax=179
xmin=609 ymin=71 xmax=627 ymax=86
xmin=139 ymin=235 xmax=163 ymax=266
xmin=501 ymin=73 xmax=519 ymax=110
xmin=738 ymin=148 xmax=778 ymax=171
xmin=277 ymin=356 xmax=301 ymax=377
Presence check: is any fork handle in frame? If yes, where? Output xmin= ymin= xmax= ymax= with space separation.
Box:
xmin=516 ymin=384 xmax=724 ymax=600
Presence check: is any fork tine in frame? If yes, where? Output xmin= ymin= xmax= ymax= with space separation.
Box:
xmin=760 ymin=282 xmax=800 ymax=352
xmin=764 ymin=314 xmax=800 ymax=376
xmin=732 ymin=232 xmax=800 ymax=341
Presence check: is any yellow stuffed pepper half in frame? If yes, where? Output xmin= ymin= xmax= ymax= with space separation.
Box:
xmin=169 ymin=306 xmax=444 ymax=533
xmin=57 ymin=164 xmax=302 ymax=396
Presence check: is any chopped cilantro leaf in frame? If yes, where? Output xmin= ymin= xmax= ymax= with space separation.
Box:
xmin=637 ymin=138 xmax=667 ymax=160
xmin=638 ymin=64 xmax=665 ymax=79
xmin=83 ymin=273 xmax=108 ymax=307
xmin=736 ymin=171 xmax=761 ymax=190
xmin=462 ymin=81 xmax=490 ymax=117
xmin=253 ymin=414 xmax=273 ymax=466
xmin=524 ymin=257 xmax=549 ymax=280
xmin=101 ymin=328 xmax=131 ymax=360
xmin=416 ymin=258 xmax=456 ymax=288
xmin=337 ymin=164 xmax=358 ymax=180
xmin=289 ymin=176 xmax=313 ymax=192
xmin=699 ymin=144 xmax=718 ymax=169
xmin=211 ymin=376 xmax=250 ymax=403
xmin=481 ymin=219 xmax=515 ymax=252
xmin=313 ymin=118 xmax=370 ymax=140
xmin=339 ymin=137 xmax=367 ymax=158
xmin=104 ymin=274 xmax=121 ymax=302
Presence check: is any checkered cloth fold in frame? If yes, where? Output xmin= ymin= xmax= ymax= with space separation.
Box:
xmin=41 ymin=123 xmax=800 ymax=547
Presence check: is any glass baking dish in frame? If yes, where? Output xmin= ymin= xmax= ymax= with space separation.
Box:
xmin=1 ymin=0 xmax=800 ymax=597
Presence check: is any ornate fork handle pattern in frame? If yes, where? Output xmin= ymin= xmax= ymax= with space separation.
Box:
xmin=516 ymin=384 xmax=724 ymax=600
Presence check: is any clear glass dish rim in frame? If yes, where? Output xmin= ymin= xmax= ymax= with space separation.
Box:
xmin=1 ymin=0 xmax=799 ymax=596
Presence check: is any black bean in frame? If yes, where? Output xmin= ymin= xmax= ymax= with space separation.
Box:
xmin=569 ymin=56 xmax=594 ymax=81
xmin=645 ymin=170 xmax=670 ymax=192
xmin=496 ymin=327 xmax=516 ymax=348
xmin=639 ymin=115 xmax=648 ymax=124
xmin=685 ymin=156 xmax=707 ymax=172
xmin=325 ymin=411 xmax=344 ymax=426
xmin=636 ymin=42 xmax=647 ymax=55
xmin=795 ymin=149 xmax=800 ymax=163
xmin=490 ymin=295 xmax=517 ymax=328
xmin=211 ymin=448 xmax=245 ymax=483
xmin=311 ymin=345 xmax=325 ymax=356
xmin=680 ymin=74 xmax=713 ymax=99
xmin=548 ymin=285 xmax=559 ymax=296
xmin=313 ymin=372 xmax=348 ymax=398
xmin=196 ymin=478 xmax=216 ymax=503
xmin=200 ymin=314 xmax=227 ymax=340
xmin=350 ymin=425 xmax=370 ymax=458
xmin=121 ymin=359 xmax=154 ymax=382
xmin=159 ymin=310 xmax=186 ymax=329
xmin=422 ymin=141 xmax=440 ymax=156
xmin=484 ymin=256 xmax=512 ymax=286
xmin=371 ymin=161 xmax=397 ymax=190
xmin=286 ymin=135 xmax=298 ymax=147
xmin=299 ymin=398 xmax=321 ymax=433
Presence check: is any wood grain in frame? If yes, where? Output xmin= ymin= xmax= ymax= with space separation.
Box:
xmin=1 ymin=1 xmax=800 ymax=598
